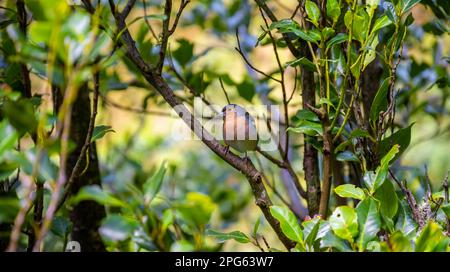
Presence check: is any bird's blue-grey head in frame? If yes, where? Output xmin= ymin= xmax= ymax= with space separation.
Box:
xmin=221 ymin=104 xmax=247 ymax=116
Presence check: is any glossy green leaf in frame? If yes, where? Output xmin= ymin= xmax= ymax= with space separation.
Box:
xmin=99 ymin=214 xmax=139 ymax=242
xmin=402 ymin=0 xmax=421 ymax=14
xmin=287 ymin=120 xmax=323 ymax=136
xmin=362 ymin=34 xmax=379 ymax=70
xmin=329 ymin=206 xmax=359 ymax=243
xmin=305 ymin=0 xmax=321 ymax=26
xmin=71 ymin=185 xmax=128 ymax=208
xmin=326 ymin=0 xmax=341 ymax=23
xmin=286 ymin=57 xmax=316 ymax=72
xmin=91 ymin=125 xmax=115 ymax=142
xmin=374 ymin=180 xmax=398 ymax=220
xmin=388 ymin=231 xmax=413 ymax=252
xmin=371 ymin=15 xmax=392 ymax=34
xmin=334 ymin=184 xmax=365 ymax=200
xmin=415 ymin=221 xmax=449 ymax=252
xmin=366 ymin=0 xmax=380 ymax=16
xmin=177 ymin=192 xmax=217 ymax=228
xmin=207 ymin=229 xmax=251 ymax=244
xmin=441 ymin=204 xmax=450 ymax=217
xmin=369 ymin=77 xmax=391 ymax=122
xmin=0 ymin=120 xmax=18 ymax=157
xmin=0 ymin=197 xmax=20 ymax=223
xmin=379 ymin=124 xmax=413 ymax=160
xmin=294 ymin=109 xmax=319 ymax=122
xmin=320 ymin=231 xmax=352 ymax=252
xmin=322 ymin=27 xmax=335 ymax=41
xmin=372 ymin=145 xmax=399 ymax=192
xmin=395 ymin=201 xmax=417 ymax=237
xmin=344 ymin=8 xmax=370 ymax=42
xmin=326 ymin=33 xmax=348 ymax=50
xmin=384 ymin=2 xmax=397 ymax=23
xmin=143 ymin=161 xmax=167 ymax=205
xmin=270 ymin=205 xmax=303 ymax=243
xmin=356 ymin=198 xmax=381 ymax=250
xmin=336 ymin=151 xmax=360 ymax=162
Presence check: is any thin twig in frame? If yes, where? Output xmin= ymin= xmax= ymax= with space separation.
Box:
xmin=121 ymin=0 xmax=137 ymax=19
xmin=56 ymin=72 xmax=101 ymax=212
xmin=219 ymin=77 xmax=231 ymax=105
xmin=235 ymin=29 xmax=282 ymax=83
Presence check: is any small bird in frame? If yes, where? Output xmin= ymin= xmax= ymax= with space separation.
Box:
xmin=220 ymin=104 xmax=258 ymax=159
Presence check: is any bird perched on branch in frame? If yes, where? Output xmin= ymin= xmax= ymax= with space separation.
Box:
xmin=219 ymin=104 xmax=258 ymax=159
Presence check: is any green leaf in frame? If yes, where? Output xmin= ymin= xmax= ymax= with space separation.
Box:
xmin=362 ymin=34 xmax=379 ymax=71
xmin=99 ymin=214 xmax=139 ymax=242
xmin=294 ymin=109 xmax=319 ymax=122
xmin=329 ymin=206 xmax=359 ymax=243
xmin=270 ymin=205 xmax=303 ymax=243
xmin=305 ymin=0 xmax=321 ymax=26
xmin=143 ymin=161 xmax=167 ymax=205
xmin=177 ymin=192 xmax=217 ymax=228
xmin=326 ymin=33 xmax=348 ymax=49
xmin=271 ymin=20 xmax=320 ymax=43
xmin=344 ymin=8 xmax=370 ymax=43
xmin=91 ymin=125 xmax=115 ymax=142
xmin=237 ymin=78 xmax=255 ymax=102
xmin=253 ymin=217 xmax=261 ymax=238
xmin=350 ymin=128 xmax=372 ymax=139
xmin=441 ymin=204 xmax=450 ymax=217
xmin=388 ymin=231 xmax=413 ymax=252
xmin=334 ymin=184 xmax=365 ymax=200
xmin=369 ymin=77 xmax=391 ymax=122
xmin=372 ymin=145 xmax=399 ymax=192
xmin=395 ymin=201 xmax=417 ymax=237
xmin=402 ymin=0 xmax=421 ymax=14
xmin=172 ymin=39 xmax=194 ymax=67
xmin=363 ymin=171 xmax=376 ymax=191
xmin=415 ymin=221 xmax=449 ymax=252
xmin=379 ymin=124 xmax=413 ymax=160
xmin=356 ymin=198 xmax=381 ymax=250
xmin=286 ymin=57 xmax=316 ymax=72
xmin=383 ymin=2 xmax=397 ymax=23
xmin=322 ymin=27 xmax=335 ymax=41
xmin=336 ymin=151 xmax=360 ymax=162
xmin=207 ymin=229 xmax=251 ymax=244
xmin=288 ymin=120 xmax=322 ymax=136
xmin=0 ymin=120 xmax=18 ymax=157
xmin=374 ymin=180 xmax=398 ymax=220
xmin=366 ymin=0 xmax=380 ymax=16
xmin=304 ymin=218 xmax=321 ymax=249
xmin=326 ymin=0 xmax=341 ymax=23
xmin=2 ymin=98 xmax=38 ymax=136
xmin=320 ymin=231 xmax=352 ymax=252
xmin=71 ymin=185 xmax=128 ymax=208
xmin=51 ymin=216 xmax=70 ymax=238
xmin=0 ymin=197 xmax=20 ymax=223
xmin=371 ymin=15 xmax=392 ymax=34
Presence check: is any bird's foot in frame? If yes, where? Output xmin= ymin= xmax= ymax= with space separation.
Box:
xmin=244 ymin=152 xmax=251 ymax=163
xmin=224 ymin=145 xmax=230 ymax=156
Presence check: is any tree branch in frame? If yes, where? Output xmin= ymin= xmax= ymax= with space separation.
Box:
xmin=108 ymin=3 xmax=295 ymax=249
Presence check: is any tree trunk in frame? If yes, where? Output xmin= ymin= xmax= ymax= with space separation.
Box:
xmin=53 ymin=85 xmax=106 ymax=252
xmin=301 ymin=46 xmax=321 ymax=216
